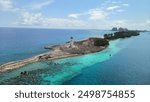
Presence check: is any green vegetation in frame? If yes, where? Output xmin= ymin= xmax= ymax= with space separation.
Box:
xmin=94 ymin=38 xmax=109 ymax=46
xmin=104 ymin=31 xmax=140 ymax=40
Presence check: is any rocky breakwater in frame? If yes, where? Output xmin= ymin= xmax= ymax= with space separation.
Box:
xmin=0 ymin=37 xmax=109 ymax=72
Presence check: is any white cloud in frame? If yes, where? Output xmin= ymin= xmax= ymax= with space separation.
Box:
xmin=107 ymin=6 xmax=120 ymax=11
xmin=112 ymin=20 xmax=127 ymax=25
xmin=123 ymin=4 xmax=129 ymax=7
xmin=0 ymin=0 xmax=86 ymax=28
xmin=69 ymin=1 xmax=129 ymax=22
xmin=101 ymin=20 xmax=127 ymax=29
xmin=0 ymin=0 xmax=22 ymax=12
xmin=68 ymin=12 xmax=89 ymax=19
xmin=44 ymin=18 xmax=86 ymax=28
xmin=69 ymin=8 xmax=108 ymax=21
xmin=116 ymin=9 xmax=125 ymax=12
xmin=146 ymin=20 xmax=150 ymax=25
xmin=68 ymin=14 xmax=80 ymax=19
xmin=0 ymin=0 xmax=54 ymax=11
xmin=68 ymin=1 xmax=129 ymax=21
xmin=111 ymin=2 xmax=118 ymax=4
xmin=20 ymin=11 xmax=86 ymax=28
xmin=126 ymin=21 xmax=150 ymax=30
xmin=88 ymin=9 xmax=108 ymax=20
xmin=21 ymin=11 xmax=43 ymax=25
xmin=32 ymin=0 xmax=54 ymax=10
xmin=0 ymin=0 xmax=13 ymax=11
xmin=0 ymin=0 xmax=134 ymax=29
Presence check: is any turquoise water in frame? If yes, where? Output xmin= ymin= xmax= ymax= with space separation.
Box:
xmin=64 ymin=32 xmax=150 ymax=85
xmin=42 ymin=40 xmax=121 ymax=84
xmin=0 ymin=28 xmax=150 ymax=85
xmin=0 ymin=39 xmax=121 ymax=84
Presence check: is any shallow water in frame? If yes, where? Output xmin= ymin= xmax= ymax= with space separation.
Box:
xmin=0 ymin=29 xmax=150 ymax=85
xmin=0 ymin=40 xmax=121 ymax=84
xmin=64 ymin=32 xmax=150 ymax=85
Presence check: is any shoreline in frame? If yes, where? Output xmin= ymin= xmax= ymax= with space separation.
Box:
xmin=0 ymin=37 xmax=107 ymax=73
xmin=0 ymin=30 xmax=140 ymax=73
xmin=0 ymin=53 xmax=81 ymax=73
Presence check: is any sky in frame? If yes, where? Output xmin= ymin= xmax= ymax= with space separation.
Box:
xmin=0 ymin=0 xmax=150 ymax=30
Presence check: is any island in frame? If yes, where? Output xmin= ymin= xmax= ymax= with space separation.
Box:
xmin=104 ymin=31 xmax=140 ymax=40
xmin=0 ymin=30 xmax=140 ymax=73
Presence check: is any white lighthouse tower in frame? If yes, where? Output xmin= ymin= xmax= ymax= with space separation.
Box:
xmin=70 ymin=37 xmax=75 ymax=48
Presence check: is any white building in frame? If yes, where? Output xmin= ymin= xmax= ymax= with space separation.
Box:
xmin=66 ymin=37 xmax=75 ymax=48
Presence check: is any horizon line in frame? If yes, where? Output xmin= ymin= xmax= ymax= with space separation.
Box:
xmin=0 ymin=26 xmax=149 ymax=31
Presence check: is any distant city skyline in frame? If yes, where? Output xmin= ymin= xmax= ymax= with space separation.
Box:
xmin=0 ymin=0 xmax=150 ymax=30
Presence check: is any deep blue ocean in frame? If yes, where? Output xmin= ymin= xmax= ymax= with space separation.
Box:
xmin=0 ymin=27 xmax=150 ymax=85
xmin=0 ymin=27 xmax=112 ymax=64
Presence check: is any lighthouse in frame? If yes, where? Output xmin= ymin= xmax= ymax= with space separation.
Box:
xmin=70 ymin=37 xmax=75 ymax=48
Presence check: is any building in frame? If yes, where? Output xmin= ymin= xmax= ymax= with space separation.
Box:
xmin=66 ymin=37 xmax=75 ymax=48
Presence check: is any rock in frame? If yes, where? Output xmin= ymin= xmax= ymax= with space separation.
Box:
xmin=38 ymin=54 xmax=52 ymax=60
